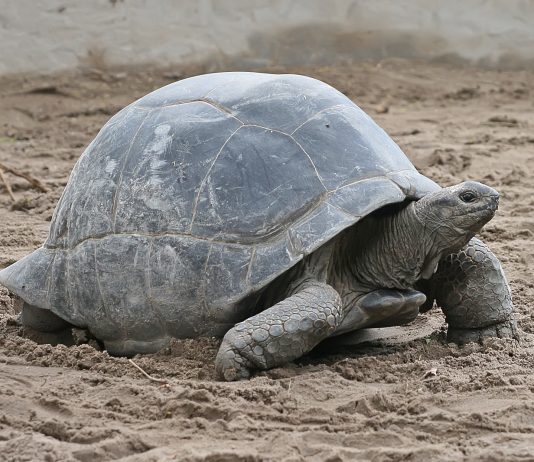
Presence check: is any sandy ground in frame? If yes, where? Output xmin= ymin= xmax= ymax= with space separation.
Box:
xmin=0 ymin=60 xmax=534 ymax=461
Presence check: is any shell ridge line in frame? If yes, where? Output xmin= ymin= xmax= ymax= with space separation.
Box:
xmin=145 ymin=239 xmax=167 ymax=337
xmin=199 ymin=243 xmax=214 ymax=328
xmin=202 ymin=243 xmax=214 ymax=284
xmin=110 ymin=110 xmax=153 ymax=231
xmin=324 ymin=200 xmax=360 ymax=219
xmin=65 ymin=249 xmax=77 ymax=322
xmin=212 ymin=123 xmax=329 ymax=192
xmin=44 ymin=170 xmax=417 ymax=251
xmin=288 ymin=133 xmax=328 ymax=191
xmin=286 ymin=229 xmax=304 ymax=259
xmin=93 ymin=242 xmax=126 ymax=338
xmin=239 ymin=124 xmax=289 ymax=136
xmin=244 ymin=246 xmax=257 ymax=287
xmin=74 ymin=175 xmax=93 ymax=248
xmin=45 ymin=231 xmax=248 ymax=252
xmin=290 ymin=103 xmax=350 ymax=135
xmin=188 ymin=125 xmax=243 ymax=232
xmin=65 ymin=171 xmax=80 ymax=249
xmin=44 ymin=250 xmax=58 ymax=310
xmin=204 ymin=81 xmax=235 ymax=99
xmin=330 ymin=170 xmax=415 ymax=194
xmin=93 ymin=244 xmax=105 ymax=313
xmin=138 ymin=99 xmax=244 ymax=124
xmin=201 ymin=98 xmax=243 ymax=122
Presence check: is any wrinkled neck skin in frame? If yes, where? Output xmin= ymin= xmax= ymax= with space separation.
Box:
xmin=267 ymin=199 xmax=475 ymax=311
xmin=334 ymin=201 xmax=471 ymax=300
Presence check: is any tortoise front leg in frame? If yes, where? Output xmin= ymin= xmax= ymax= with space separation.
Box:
xmin=420 ymin=237 xmax=518 ymax=343
xmin=215 ymin=281 xmax=342 ymax=381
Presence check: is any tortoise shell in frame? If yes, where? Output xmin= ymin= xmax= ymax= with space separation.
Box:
xmin=0 ymin=72 xmax=438 ymax=344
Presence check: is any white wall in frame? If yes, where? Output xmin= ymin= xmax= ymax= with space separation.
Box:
xmin=1 ymin=0 xmax=534 ymax=75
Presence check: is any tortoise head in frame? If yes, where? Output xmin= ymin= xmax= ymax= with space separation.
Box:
xmin=413 ymin=181 xmax=499 ymax=253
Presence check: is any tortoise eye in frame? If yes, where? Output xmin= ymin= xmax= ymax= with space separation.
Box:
xmin=460 ymin=190 xmax=477 ymax=203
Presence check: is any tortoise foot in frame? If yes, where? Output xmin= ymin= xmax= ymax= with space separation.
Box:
xmin=447 ymin=319 xmax=519 ymax=345
xmin=215 ymin=340 xmax=253 ymax=381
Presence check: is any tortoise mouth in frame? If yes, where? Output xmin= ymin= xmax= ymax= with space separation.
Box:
xmin=464 ymin=209 xmax=496 ymax=233
xmin=469 ymin=195 xmax=498 ymax=219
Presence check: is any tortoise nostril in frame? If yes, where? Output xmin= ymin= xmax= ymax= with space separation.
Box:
xmin=489 ymin=192 xmax=499 ymax=204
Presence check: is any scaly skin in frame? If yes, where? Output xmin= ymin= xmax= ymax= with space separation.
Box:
xmin=215 ymin=183 xmax=513 ymax=380
xmin=424 ymin=237 xmax=518 ymax=343
xmin=334 ymin=289 xmax=426 ymax=335
xmin=215 ymin=282 xmax=342 ymax=381
xmin=18 ymin=181 xmax=513 ymax=380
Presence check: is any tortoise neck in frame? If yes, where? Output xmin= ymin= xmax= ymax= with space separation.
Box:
xmin=341 ymin=202 xmax=436 ymax=291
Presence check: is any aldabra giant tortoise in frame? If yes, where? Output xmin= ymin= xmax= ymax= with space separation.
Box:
xmin=0 ymin=72 xmax=517 ymax=381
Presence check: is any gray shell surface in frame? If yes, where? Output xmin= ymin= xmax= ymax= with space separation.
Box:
xmin=0 ymin=72 xmax=439 ymax=342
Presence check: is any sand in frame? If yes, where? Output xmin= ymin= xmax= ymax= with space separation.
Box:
xmin=0 ymin=60 xmax=533 ymax=461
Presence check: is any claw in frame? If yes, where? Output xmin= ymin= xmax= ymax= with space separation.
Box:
xmin=215 ymin=341 xmax=252 ymax=381
xmin=447 ymin=319 xmax=519 ymax=345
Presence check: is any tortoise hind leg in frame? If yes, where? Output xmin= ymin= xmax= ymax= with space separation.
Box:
xmin=20 ymin=302 xmax=71 ymax=332
xmin=102 ymin=337 xmax=171 ymax=356
xmin=418 ymin=238 xmax=518 ymax=343
xmin=19 ymin=302 xmax=75 ymax=346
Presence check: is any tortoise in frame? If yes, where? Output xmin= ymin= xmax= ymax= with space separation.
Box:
xmin=0 ymin=72 xmax=517 ymax=381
